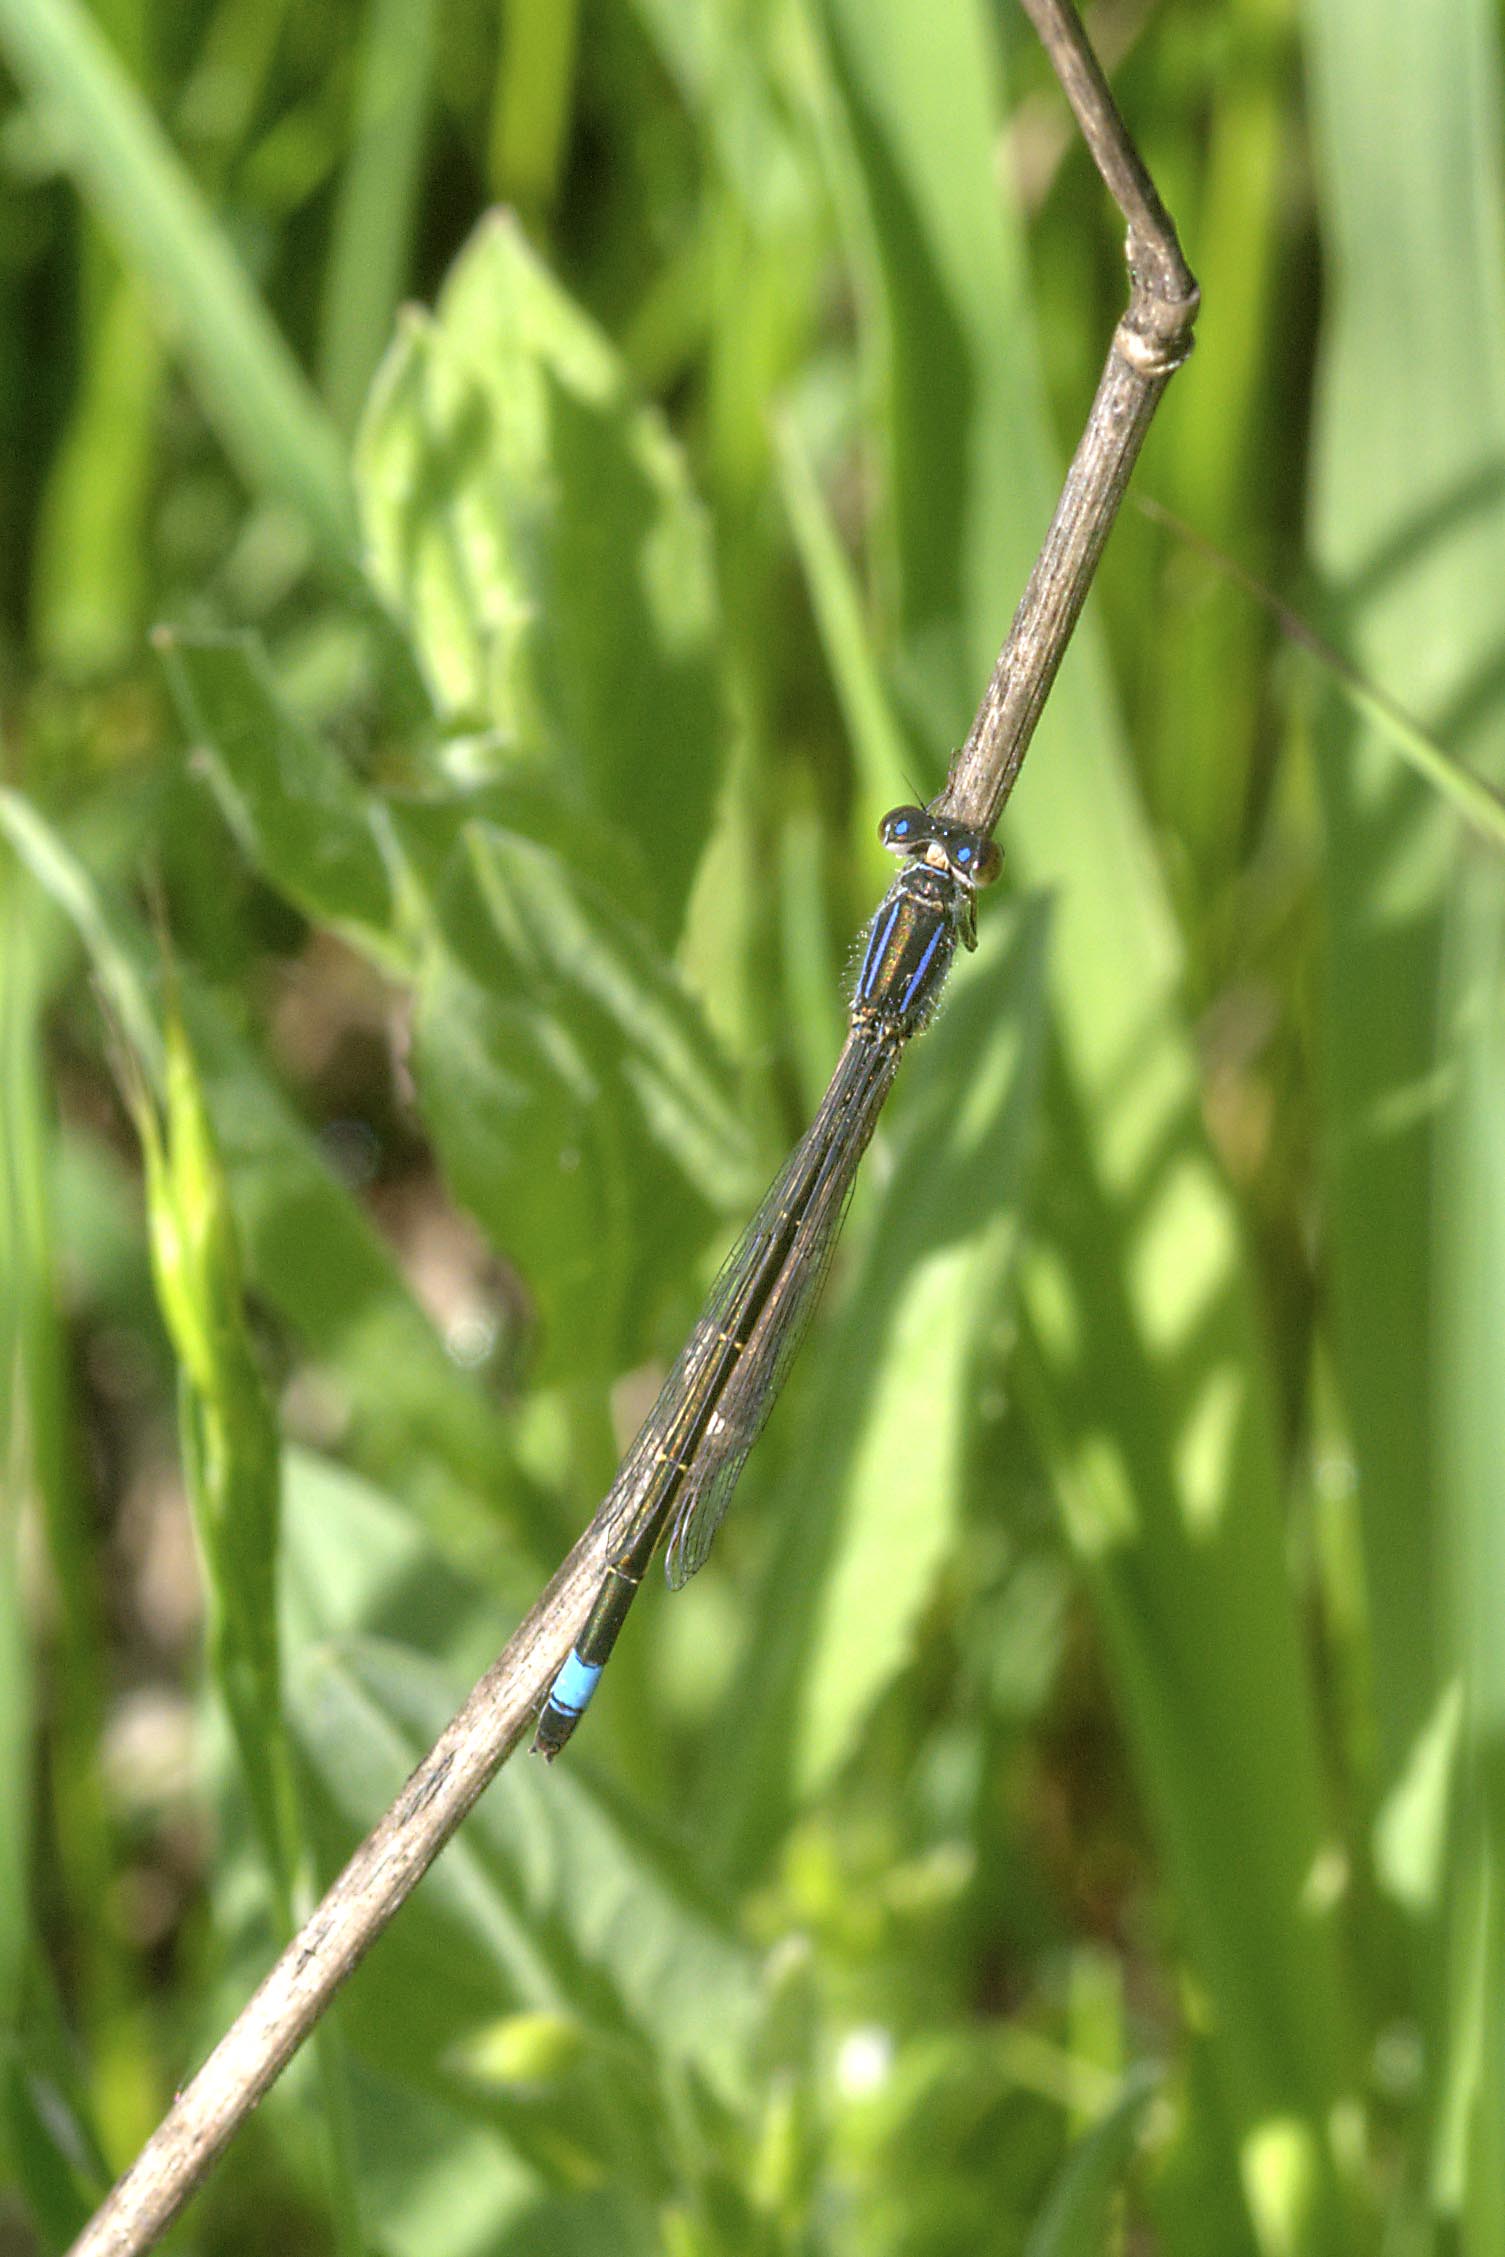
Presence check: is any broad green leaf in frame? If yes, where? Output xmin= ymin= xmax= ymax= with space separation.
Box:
xmin=411 ymin=944 xmax=626 ymax=1385
xmin=289 ymin=1638 xmax=762 ymax=2112
xmin=338 ymin=2072 xmax=573 ymax=2257
xmin=445 ymin=822 xmax=756 ymax=1214
xmin=156 ymin=620 xmax=756 ymax=1375
xmin=157 ymin=628 xmax=400 ymax=959
xmin=358 ymin=213 xmax=723 ymax=936
xmin=387 ymin=777 xmax=661 ymax=941
xmin=0 ymin=792 xmax=532 ymax=1580
xmin=196 ymin=1001 xmax=540 ymax=1578
xmin=280 ymin=1448 xmax=489 ymax=1676
xmin=415 ymin=819 xmax=757 ymax=1379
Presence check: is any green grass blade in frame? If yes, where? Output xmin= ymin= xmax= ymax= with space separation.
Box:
xmin=279 ymin=1448 xmax=488 ymax=1674
xmin=1304 ymin=14 xmax=1505 ymax=2232
xmin=0 ymin=789 xmax=160 ymax=1075
xmin=709 ymin=898 xmax=1049 ymax=1863
xmin=1304 ymin=0 xmax=1505 ymax=1786
xmin=0 ymin=1967 xmax=106 ymax=2242
xmin=0 ymin=0 xmax=356 ymax=568
xmin=120 ymin=998 xmax=299 ymax=1908
xmin=119 ymin=992 xmax=364 ymax=2243
xmin=815 ymin=0 xmax=1362 ymax=2242
xmin=1436 ymin=883 xmax=1505 ymax=2247
xmin=0 ymin=861 xmax=147 ymax=2168
xmin=1023 ymin=2064 xmax=1159 ymax=2257
xmin=0 ymin=884 xmax=37 ymax=2178
xmin=488 ymin=0 xmax=580 ymax=218
xmin=1140 ymin=500 xmax=1505 ymax=852
xmin=32 ymin=266 xmax=162 ymax=678
xmin=772 ymin=408 xmax=912 ymax=819
xmin=317 ymin=0 xmax=440 ymax=435
xmin=1139 ymin=0 xmax=1298 ymax=886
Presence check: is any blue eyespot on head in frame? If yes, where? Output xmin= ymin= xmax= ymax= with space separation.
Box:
xmin=879 ymin=805 xmax=929 ymax=856
xmin=944 ymin=826 xmax=1001 ymax=886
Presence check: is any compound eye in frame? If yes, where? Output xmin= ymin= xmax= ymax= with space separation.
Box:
xmin=879 ymin=805 xmax=928 ymax=853
xmin=970 ymin=837 xmax=1003 ymax=886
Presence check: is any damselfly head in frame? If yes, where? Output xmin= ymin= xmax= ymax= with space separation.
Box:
xmin=878 ymin=805 xmax=1001 ymax=889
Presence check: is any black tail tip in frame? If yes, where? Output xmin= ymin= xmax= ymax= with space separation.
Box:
xmin=530 ymin=1710 xmax=568 ymax=1762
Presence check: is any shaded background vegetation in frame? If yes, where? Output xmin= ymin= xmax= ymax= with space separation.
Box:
xmin=3 ymin=0 xmax=1503 ymax=2251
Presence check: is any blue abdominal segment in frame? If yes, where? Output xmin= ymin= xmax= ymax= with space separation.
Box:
xmin=533 ymin=1651 xmax=604 ymax=1758
xmin=550 ymin=1651 xmax=602 ymax=1717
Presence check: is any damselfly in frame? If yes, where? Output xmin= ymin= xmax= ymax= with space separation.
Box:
xmin=533 ymin=802 xmax=1001 ymax=1758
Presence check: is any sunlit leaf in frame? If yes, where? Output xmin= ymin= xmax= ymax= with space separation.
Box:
xmin=359 ymin=214 xmax=724 ymax=937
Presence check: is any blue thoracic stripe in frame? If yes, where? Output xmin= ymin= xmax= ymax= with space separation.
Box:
xmin=549 ymin=1650 xmax=603 ymax=1718
xmin=860 ymin=898 xmax=901 ymax=1002
xmin=901 ymin=921 xmax=945 ymax=1014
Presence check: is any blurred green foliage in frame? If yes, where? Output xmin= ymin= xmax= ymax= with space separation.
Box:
xmin=2 ymin=0 xmax=1504 ymax=2252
